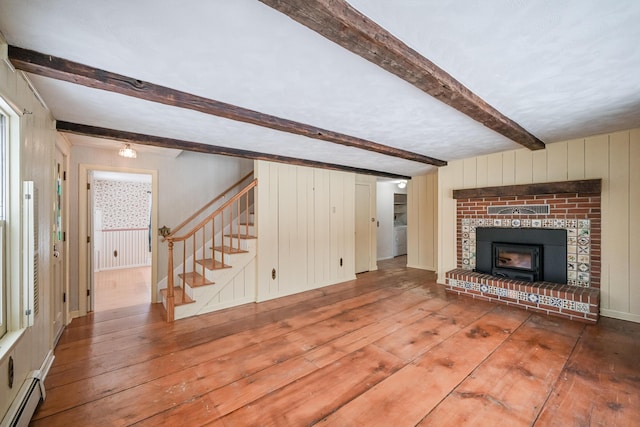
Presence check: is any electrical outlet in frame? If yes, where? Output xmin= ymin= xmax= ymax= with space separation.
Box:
xmin=8 ymin=356 xmax=14 ymax=388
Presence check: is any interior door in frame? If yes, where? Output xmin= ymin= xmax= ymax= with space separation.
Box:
xmin=52 ymin=147 xmax=66 ymax=342
xmin=355 ymin=183 xmax=371 ymax=273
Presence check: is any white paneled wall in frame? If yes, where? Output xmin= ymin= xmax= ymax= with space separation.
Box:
xmin=255 ymin=161 xmax=355 ymax=302
xmin=407 ymin=172 xmax=438 ymax=271
xmin=95 ymin=229 xmax=151 ymax=270
xmin=437 ymin=128 xmax=640 ymax=323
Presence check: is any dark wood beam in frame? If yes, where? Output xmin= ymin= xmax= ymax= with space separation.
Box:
xmin=10 ymin=45 xmax=446 ymax=167
xmin=259 ymin=0 xmax=545 ymax=151
xmin=56 ymin=121 xmax=411 ymax=180
xmin=452 ymin=179 xmax=602 ymax=199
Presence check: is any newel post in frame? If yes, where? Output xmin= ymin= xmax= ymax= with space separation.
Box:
xmin=166 ymin=239 xmax=175 ymax=322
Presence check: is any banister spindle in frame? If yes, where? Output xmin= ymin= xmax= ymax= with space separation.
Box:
xmin=245 ymin=191 xmax=249 ymax=237
xmin=182 ymin=241 xmax=186 ymax=303
xmin=221 ymin=212 xmax=225 ymax=267
xmin=166 ymin=240 xmax=175 ymax=322
xmin=236 ymin=199 xmax=240 ymax=250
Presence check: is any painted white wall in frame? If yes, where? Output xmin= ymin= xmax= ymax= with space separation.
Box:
xmin=67 ymin=145 xmax=252 ymax=314
xmin=407 ymin=173 xmax=438 ymax=271
xmin=376 ymin=181 xmax=396 ymax=260
xmin=437 ymin=129 xmax=640 ymax=323
xmin=0 ymin=45 xmax=55 ymax=419
xmin=255 ymin=161 xmax=356 ymax=302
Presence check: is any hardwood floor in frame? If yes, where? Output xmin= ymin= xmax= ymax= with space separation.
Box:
xmin=93 ymin=266 xmax=151 ymax=312
xmin=33 ymin=257 xmax=639 ymax=426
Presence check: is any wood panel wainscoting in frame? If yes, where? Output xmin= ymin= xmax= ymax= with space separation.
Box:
xmin=33 ymin=257 xmax=639 ymax=426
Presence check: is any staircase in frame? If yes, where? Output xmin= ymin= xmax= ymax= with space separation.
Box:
xmin=162 ymin=176 xmax=257 ymax=322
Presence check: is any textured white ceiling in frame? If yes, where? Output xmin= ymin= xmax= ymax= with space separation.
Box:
xmin=1 ymin=0 xmax=639 ymax=177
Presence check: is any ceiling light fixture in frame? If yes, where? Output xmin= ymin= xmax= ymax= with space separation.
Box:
xmin=118 ymin=143 xmax=137 ymax=158
xmin=397 ymin=180 xmax=407 ymax=189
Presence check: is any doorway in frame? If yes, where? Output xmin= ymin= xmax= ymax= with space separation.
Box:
xmin=53 ymin=141 xmax=69 ymax=342
xmin=92 ymin=171 xmax=152 ymax=311
xmin=78 ymin=165 xmax=158 ymax=315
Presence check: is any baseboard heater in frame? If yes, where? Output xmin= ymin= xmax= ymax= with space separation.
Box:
xmin=1 ymin=371 xmax=45 ymax=427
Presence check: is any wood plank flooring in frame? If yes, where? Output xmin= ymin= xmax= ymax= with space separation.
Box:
xmin=33 ymin=257 xmax=640 ymax=426
xmin=93 ymin=266 xmax=151 ymax=312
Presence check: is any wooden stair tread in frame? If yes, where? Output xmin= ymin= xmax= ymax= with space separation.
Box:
xmin=214 ymin=245 xmax=249 ymax=254
xmin=178 ymin=271 xmax=214 ymax=288
xmin=196 ymin=258 xmax=232 ymax=270
xmin=224 ymin=234 xmax=257 ymax=240
xmin=160 ymin=286 xmax=195 ymax=306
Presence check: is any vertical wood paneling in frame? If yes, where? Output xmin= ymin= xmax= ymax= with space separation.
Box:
xmin=278 ymin=165 xmax=296 ymax=293
xmin=426 ymin=173 xmax=437 ymax=269
xmin=314 ymin=170 xmax=330 ymax=285
xmin=502 ymin=151 xmax=516 ymax=185
xmin=245 ymin=258 xmax=256 ymax=301
xmin=629 ymin=129 xmax=640 ymax=315
xmin=295 ymin=168 xmax=309 ymax=287
xmin=98 ymin=230 xmax=150 ymax=270
xmin=585 ymin=135 xmax=610 ymax=308
xmin=487 ymin=153 xmax=503 ymax=186
xmin=547 ymin=141 xmax=569 ymax=182
xmin=265 ymin=164 xmax=280 ymax=295
xmin=437 ymin=160 xmax=463 ymax=283
xmin=567 ymin=139 xmax=585 ymax=180
xmin=343 ymin=173 xmax=355 ymax=277
xmin=306 ymin=169 xmax=316 ymax=285
xmin=463 ymin=158 xmax=477 ymax=189
xmin=418 ymin=175 xmax=429 ymax=266
xmin=476 ymin=155 xmax=488 ymax=187
xmin=515 ymin=149 xmax=533 ymax=185
xmin=608 ymin=132 xmax=630 ymax=313
xmin=219 ymin=270 xmax=235 ymax=301
xmin=256 ymin=162 xmax=355 ymax=301
xmin=265 ymin=162 xmax=280 ymax=296
xmin=407 ymin=178 xmax=419 ymax=267
xmin=407 ymin=173 xmax=438 ymax=271
xmin=532 ymin=150 xmax=547 ymax=183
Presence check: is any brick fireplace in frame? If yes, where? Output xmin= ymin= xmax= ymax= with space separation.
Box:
xmin=445 ymin=179 xmax=601 ymax=323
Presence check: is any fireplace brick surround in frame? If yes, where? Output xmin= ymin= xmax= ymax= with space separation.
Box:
xmin=445 ymin=179 xmax=601 ymax=323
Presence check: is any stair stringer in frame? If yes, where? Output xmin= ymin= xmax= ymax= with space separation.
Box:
xmin=173 ymin=238 xmax=257 ymax=320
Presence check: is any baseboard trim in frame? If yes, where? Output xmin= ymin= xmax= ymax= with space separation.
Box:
xmin=600 ymin=309 xmax=640 ymax=323
xmin=406 ymin=263 xmax=436 ymax=272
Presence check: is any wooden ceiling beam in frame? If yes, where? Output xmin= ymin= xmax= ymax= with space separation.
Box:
xmin=260 ymin=0 xmax=545 ymax=151
xmin=56 ymin=121 xmax=411 ymax=180
xmin=9 ymin=45 xmax=446 ymax=167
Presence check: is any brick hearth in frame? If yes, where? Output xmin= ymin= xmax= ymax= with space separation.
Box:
xmin=445 ymin=180 xmax=601 ymax=323
xmin=446 ymin=269 xmax=599 ymax=323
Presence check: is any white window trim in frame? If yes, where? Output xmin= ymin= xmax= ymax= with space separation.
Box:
xmin=0 ymin=93 xmax=27 ymax=361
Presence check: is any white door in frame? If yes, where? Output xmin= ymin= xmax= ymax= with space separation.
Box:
xmin=355 ymin=183 xmax=371 ymax=273
xmin=52 ymin=147 xmax=66 ymax=342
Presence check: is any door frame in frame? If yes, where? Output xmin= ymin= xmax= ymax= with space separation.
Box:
xmin=354 ymin=178 xmax=377 ymax=273
xmin=78 ymin=164 xmax=158 ymax=316
xmin=54 ymin=135 xmax=71 ymax=341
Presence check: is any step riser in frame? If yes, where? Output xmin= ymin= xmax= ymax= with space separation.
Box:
xmin=222 ymin=236 xmax=252 ymax=250
xmin=231 ymin=224 xmax=255 ymax=235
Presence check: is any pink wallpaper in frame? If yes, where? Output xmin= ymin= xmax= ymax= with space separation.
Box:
xmin=94 ymin=180 xmax=151 ymax=230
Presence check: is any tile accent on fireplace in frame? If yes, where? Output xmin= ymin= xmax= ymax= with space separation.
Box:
xmin=462 ymin=219 xmax=588 ymax=285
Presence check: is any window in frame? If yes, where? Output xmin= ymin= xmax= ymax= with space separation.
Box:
xmin=1 ymin=111 xmax=6 ymax=337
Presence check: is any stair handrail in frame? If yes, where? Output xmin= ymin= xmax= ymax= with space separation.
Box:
xmin=164 ymin=178 xmax=257 ymax=322
xmin=162 ymin=170 xmax=254 ymax=241
xmin=168 ymin=179 xmax=256 ymax=243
